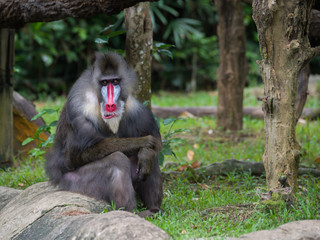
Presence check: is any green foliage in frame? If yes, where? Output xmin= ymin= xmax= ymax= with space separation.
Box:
xmin=13 ymin=0 xmax=270 ymax=96
xmin=150 ymin=173 xmax=320 ymax=239
xmin=95 ymin=24 xmax=126 ymax=55
xmin=14 ymin=15 xmax=122 ymax=100
xmin=150 ymin=0 xmax=220 ymax=91
xmin=173 ymin=33 xmax=219 ymax=90
xmin=102 ymin=202 xmax=124 ymax=213
xmin=159 ymin=118 xmax=188 ymax=165
xmin=153 ymin=42 xmax=175 ymax=60
xmin=0 ymin=157 xmax=47 ymax=189
xmin=22 ymin=108 xmax=59 ymax=158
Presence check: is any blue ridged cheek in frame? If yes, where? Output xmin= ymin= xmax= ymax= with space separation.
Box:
xmin=101 ymin=85 xmax=121 ymax=103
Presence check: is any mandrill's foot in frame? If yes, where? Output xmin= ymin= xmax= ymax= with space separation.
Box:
xmin=138 ymin=209 xmax=164 ymax=219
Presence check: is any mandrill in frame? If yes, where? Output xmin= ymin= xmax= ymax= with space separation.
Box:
xmin=46 ymin=52 xmax=163 ymax=217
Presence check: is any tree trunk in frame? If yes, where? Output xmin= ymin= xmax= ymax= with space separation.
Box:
xmin=215 ymin=0 xmax=248 ymax=131
xmin=0 ymin=28 xmax=14 ymax=168
xmin=124 ymin=3 xmax=153 ymax=106
xmin=252 ymin=0 xmax=320 ymax=202
xmin=0 ymin=0 xmax=157 ymax=28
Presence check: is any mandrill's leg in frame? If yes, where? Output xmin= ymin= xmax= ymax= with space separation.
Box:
xmin=135 ymin=158 xmax=163 ymax=214
xmin=60 ymin=151 xmax=136 ymax=211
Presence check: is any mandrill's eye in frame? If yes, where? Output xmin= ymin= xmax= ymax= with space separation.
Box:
xmin=112 ymin=79 xmax=120 ymax=85
xmin=100 ymin=78 xmax=121 ymax=86
xmin=100 ymin=80 xmax=108 ymax=86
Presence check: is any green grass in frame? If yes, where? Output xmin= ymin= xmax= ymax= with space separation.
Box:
xmin=152 ymin=85 xmax=320 ymax=108
xmin=159 ymin=116 xmax=265 ymax=168
xmin=152 ymin=87 xmax=264 ymax=107
xmin=1 ymin=87 xmax=320 ymax=239
xmin=151 ymin=174 xmax=319 ymax=239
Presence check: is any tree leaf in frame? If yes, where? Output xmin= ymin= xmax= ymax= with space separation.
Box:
xmin=176 ymin=164 xmax=188 ymax=172
xmin=107 ymin=30 xmax=126 ymax=38
xmin=190 ymin=161 xmax=201 ymax=169
xmin=163 ymin=118 xmax=176 ymax=126
xmin=22 ymin=137 xmax=34 ymax=146
xmin=31 ymin=109 xmax=56 ymax=121
xmin=99 ymin=25 xmax=114 ymax=34
xmin=95 ymin=37 xmax=109 ymax=44
xmin=161 ymin=144 xmax=174 ymax=156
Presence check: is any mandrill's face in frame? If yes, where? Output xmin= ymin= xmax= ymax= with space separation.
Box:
xmin=99 ymin=77 xmax=125 ymax=133
xmin=100 ymin=77 xmax=122 ymax=119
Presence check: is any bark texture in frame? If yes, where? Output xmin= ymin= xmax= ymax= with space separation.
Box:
xmin=0 ymin=29 xmax=14 ymax=167
xmin=215 ymin=0 xmax=248 ymax=131
xmin=125 ymin=3 xmax=153 ymax=106
xmin=252 ymin=0 xmax=320 ymax=202
xmin=0 ymin=0 xmax=157 ymax=28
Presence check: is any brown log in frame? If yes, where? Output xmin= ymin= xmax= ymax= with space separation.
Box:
xmin=152 ymin=105 xmax=320 ymax=120
xmin=0 ymin=0 xmax=157 ymax=28
xmin=162 ymin=159 xmax=320 ymax=179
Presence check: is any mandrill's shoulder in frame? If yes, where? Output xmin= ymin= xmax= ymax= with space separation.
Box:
xmin=124 ymin=95 xmax=154 ymax=119
xmin=119 ymin=95 xmax=160 ymax=138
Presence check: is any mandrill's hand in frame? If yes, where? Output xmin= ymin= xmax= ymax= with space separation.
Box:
xmin=137 ymin=147 xmax=157 ymax=181
xmin=143 ymin=135 xmax=162 ymax=152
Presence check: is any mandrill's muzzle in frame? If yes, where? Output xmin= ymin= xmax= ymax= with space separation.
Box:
xmin=101 ymin=82 xmax=121 ymax=117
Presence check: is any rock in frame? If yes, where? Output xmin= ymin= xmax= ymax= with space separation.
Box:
xmin=0 ymin=182 xmax=170 ymax=240
xmin=0 ymin=186 xmax=22 ymax=211
xmin=232 ymin=220 xmax=320 ymax=240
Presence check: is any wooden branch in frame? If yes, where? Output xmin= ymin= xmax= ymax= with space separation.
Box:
xmin=0 ymin=0 xmax=157 ymax=28
xmin=162 ymin=159 xmax=320 ymax=179
xmin=152 ymin=106 xmax=320 ymax=120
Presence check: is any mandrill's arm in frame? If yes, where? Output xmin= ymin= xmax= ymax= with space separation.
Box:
xmin=65 ymin=135 xmax=161 ymax=170
xmin=62 ymin=112 xmax=161 ymax=170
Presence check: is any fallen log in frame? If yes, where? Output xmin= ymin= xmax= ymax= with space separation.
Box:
xmin=162 ymin=159 xmax=320 ymax=179
xmin=152 ymin=106 xmax=320 ymax=120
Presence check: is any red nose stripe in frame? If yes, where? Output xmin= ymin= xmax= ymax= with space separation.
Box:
xmin=105 ymin=83 xmax=117 ymax=112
